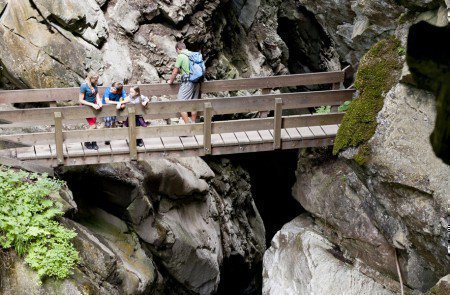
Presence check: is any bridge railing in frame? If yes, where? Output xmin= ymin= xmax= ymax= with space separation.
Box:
xmin=0 ymin=69 xmax=354 ymax=166
xmin=0 ymin=69 xmax=349 ymax=104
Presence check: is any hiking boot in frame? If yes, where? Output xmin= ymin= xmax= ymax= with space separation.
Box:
xmin=105 ymin=141 xmax=110 ymax=145
xmin=137 ymin=139 xmax=144 ymax=147
xmin=91 ymin=142 xmax=99 ymax=150
xmin=84 ymin=142 xmax=92 ymax=149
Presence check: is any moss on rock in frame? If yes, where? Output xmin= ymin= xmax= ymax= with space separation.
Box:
xmin=333 ymin=37 xmax=403 ymax=155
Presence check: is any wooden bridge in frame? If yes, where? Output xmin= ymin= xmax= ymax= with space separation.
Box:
xmin=0 ymin=69 xmax=354 ymax=168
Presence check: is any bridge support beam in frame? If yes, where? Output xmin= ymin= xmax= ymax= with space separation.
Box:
xmin=128 ymin=107 xmax=137 ymax=161
xmin=203 ymin=102 xmax=212 ymax=155
xmin=53 ymin=112 xmax=64 ymax=166
xmin=273 ymin=98 xmax=283 ymax=150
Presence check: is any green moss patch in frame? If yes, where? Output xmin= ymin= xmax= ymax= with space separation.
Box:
xmin=0 ymin=168 xmax=79 ymax=281
xmin=333 ymin=37 xmax=403 ymax=155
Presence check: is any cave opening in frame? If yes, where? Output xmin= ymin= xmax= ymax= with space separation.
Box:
xmin=215 ymin=150 xmax=304 ymax=295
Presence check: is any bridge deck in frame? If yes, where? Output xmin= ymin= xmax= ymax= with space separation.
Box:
xmin=0 ymin=125 xmax=338 ymax=167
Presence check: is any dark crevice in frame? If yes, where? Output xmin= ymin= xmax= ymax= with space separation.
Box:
xmin=0 ymin=2 xmax=7 ymax=22
xmin=28 ymin=0 xmax=71 ymax=42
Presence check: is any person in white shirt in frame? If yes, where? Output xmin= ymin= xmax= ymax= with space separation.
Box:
xmin=121 ymin=86 xmax=149 ymax=147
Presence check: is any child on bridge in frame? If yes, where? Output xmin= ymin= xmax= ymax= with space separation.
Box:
xmin=79 ymin=71 xmax=102 ymax=150
xmin=102 ymin=82 xmax=127 ymax=145
xmin=121 ymin=86 xmax=149 ymax=147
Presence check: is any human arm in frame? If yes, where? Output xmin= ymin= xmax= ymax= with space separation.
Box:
xmin=168 ymin=67 xmax=179 ymax=84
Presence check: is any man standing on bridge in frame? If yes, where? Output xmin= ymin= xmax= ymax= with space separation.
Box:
xmin=167 ymin=41 xmax=205 ymax=124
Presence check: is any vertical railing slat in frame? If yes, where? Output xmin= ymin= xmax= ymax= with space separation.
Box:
xmin=128 ymin=106 xmax=137 ymax=161
xmin=203 ymin=102 xmax=212 ymax=155
xmin=53 ymin=112 xmax=64 ymax=166
xmin=273 ymin=98 xmax=283 ymax=150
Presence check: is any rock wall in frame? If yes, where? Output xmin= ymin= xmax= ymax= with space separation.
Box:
xmin=0 ymin=157 xmax=265 ymax=294
xmin=0 ymin=0 xmax=348 ymax=90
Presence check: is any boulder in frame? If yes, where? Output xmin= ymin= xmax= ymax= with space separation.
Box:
xmin=293 ymin=82 xmax=450 ymax=291
xmin=263 ymin=215 xmax=396 ymax=295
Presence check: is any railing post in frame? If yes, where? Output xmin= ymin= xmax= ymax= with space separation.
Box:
xmin=203 ymin=102 xmax=212 ymax=155
xmin=273 ymin=98 xmax=282 ymax=150
xmin=128 ymin=106 xmax=137 ymax=161
xmin=53 ymin=112 xmax=64 ymax=166
xmin=331 ymin=82 xmax=341 ymax=113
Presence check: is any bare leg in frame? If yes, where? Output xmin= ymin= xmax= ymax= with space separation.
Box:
xmin=180 ymin=111 xmax=190 ymax=123
xmin=191 ymin=111 xmax=197 ymax=123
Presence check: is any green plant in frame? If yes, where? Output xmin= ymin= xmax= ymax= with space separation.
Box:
xmin=315 ymin=106 xmax=331 ymax=113
xmin=333 ymin=37 xmax=403 ymax=155
xmin=338 ymin=101 xmax=352 ymax=112
xmin=0 ymin=168 xmax=79 ymax=281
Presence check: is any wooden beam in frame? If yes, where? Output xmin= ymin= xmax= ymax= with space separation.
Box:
xmin=128 ymin=107 xmax=137 ymax=161
xmin=53 ymin=112 xmax=64 ymax=166
xmin=0 ymin=90 xmax=355 ymax=125
xmin=0 ymin=71 xmax=346 ymax=104
xmin=330 ymin=82 xmax=341 ymax=113
xmin=273 ymin=98 xmax=283 ymax=150
xmin=203 ymin=102 xmax=212 ymax=155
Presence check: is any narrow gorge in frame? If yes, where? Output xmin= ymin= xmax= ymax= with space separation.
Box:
xmin=0 ymin=0 xmax=449 ymax=294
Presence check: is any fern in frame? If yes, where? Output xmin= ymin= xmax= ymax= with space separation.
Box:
xmin=0 ymin=167 xmax=79 ymax=281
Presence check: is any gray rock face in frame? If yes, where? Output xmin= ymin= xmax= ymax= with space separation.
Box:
xmin=263 ymin=215 xmax=396 ymax=295
xmin=292 ymin=83 xmax=450 ymax=292
xmin=297 ymin=0 xmax=447 ymax=67
xmin=60 ymin=157 xmax=265 ymax=294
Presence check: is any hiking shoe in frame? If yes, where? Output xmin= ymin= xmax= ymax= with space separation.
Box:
xmin=84 ymin=142 xmax=92 ymax=149
xmin=137 ymin=139 xmax=144 ymax=147
xmin=91 ymin=142 xmax=99 ymax=150
xmin=105 ymin=141 xmax=110 ymax=145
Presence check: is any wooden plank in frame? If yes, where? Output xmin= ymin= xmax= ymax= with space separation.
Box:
xmin=220 ymin=133 xmax=239 ymax=145
xmin=143 ymin=138 xmax=165 ymax=151
xmin=34 ymin=145 xmax=52 ymax=158
xmin=0 ymin=90 xmax=355 ymax=125
xmin=109 ymin=140 xmax=129 ymax=154
xmin=203 ymin=102 xmax=212 ymax=154
xmin=285 ymin=128 xmax=302 ymax=140
xmin=273 ymin=98 xmax=283 ymax=149
xmin=297 ymin=127 xmax=315 ymax=139
xmin=16 ymin=146 xmax=37 ymax=160
xmin=66 ymin=142 xmax=85 ymax=157
xmin=309 ymin=126 xmax=327 ymax=138
xmin=245 ymin=131 xmax=262 ymax=143
xmin=235 ymin=132 xmax=251 ymax=144
xmin=95 ymin=141 xmax=111 ymax=155
xmin=194 ymin=135 xmax=204 ymax=147
xmin=211 ymin=134 xmax=224 ymax=146
xmin=54 ymin=112 xmax=64 ymax=165
xmin=180 ymin=136 xmax=199 ymax=149
xmin=161 ymin=137 xmax=184 ymax=150
xmin=0 ymin=71 xmax=345 ymax=104
xmin=321 ymin=124 xmax=339 ymax=136
xmin=331 ymin=82 xmax=342 ymax=112
xmin=270 ymin=129 xmax=290 ymax=140
xmin=258 ymin=130 xmax=273 ymax=142
xmin=128 ymin=107 xmax=137 ymax=161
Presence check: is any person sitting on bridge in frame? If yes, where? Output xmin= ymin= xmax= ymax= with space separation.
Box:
xmin=79 ymin=71 xmax=102 ymax=150
xmin=167 ymin=41 xmax=204 ymax=124
xmin=122 ymin=86 xmax=149 ymax=147
xmin=102 ymin=82 xmax=127 ymax=145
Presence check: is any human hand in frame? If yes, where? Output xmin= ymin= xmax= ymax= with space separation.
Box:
xmin=116 ymin=103 xmax=122 ymax=110
xmin=167 ymin=80 xmax=173 ymax=85
xmin=93 ymin=104 xmax=101 ymax=110
xmin=142 ymin=101 xmax=148 ymax=107
xmin=120 ymin=103 xmax=126 ymax=109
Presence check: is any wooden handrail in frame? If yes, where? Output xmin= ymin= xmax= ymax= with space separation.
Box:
xmin=0 ymin=89 xmax=354 ymax=125
xmin=0 ymin=113 xmax=345 ymax=145
xmin=0 ymin=71 xmax=345 ymax=104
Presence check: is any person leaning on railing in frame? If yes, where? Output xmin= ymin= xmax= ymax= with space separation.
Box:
xmin=120 ymin=86 xmax=149 ymax=147
xmin=102 ymin=82 xmax=127 ymax=145
xmin=79 ymin=71 xmax=102 ymax=150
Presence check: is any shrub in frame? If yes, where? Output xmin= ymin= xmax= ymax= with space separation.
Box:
xmin=0 ymin=168 xmax=79 ymax=281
